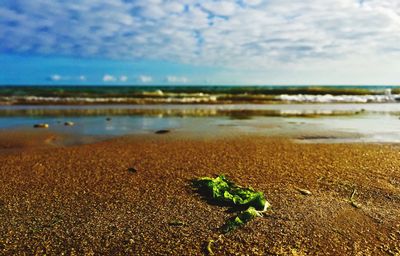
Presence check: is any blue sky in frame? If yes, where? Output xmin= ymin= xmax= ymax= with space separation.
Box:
xmin=1 ymin=0 xmax=400 ymax=85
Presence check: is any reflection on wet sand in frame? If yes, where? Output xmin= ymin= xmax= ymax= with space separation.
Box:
xmin=0 ymin=107 xmax=363 ymax=118
xmin=1 ymin=104 xmax=400 ymax=144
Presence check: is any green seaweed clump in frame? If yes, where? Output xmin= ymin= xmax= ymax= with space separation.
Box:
xmin=193 ymin=175 xmax=269 ymax=211
xmin=193 ymin=175 xmax=270 ymax=233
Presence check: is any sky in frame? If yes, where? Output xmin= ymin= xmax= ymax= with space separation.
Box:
xmin=1 ymin=0 xmax=400 ymax=85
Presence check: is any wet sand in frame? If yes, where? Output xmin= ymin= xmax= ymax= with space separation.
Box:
xmin=0 ymin=131 xmax=399 ymax=255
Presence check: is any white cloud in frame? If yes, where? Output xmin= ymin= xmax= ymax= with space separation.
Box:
xmin=242 ymin=0 xmax=263 ymax=6
xmin=103 ymin=74 xmax=116 ymax=82
xmin=166 ymin=75 xmax=188 ymax=83
xmin=164 ymin=2 xmax=185 ymax=13
xmin=102 ymin=74 xmax=128 ymax=82
xmin=201 ymin=1 xmax=237 ymax=16
xmin=3 ymin=0 xmax=400 ymax=80
xmin=138 ymin=75 xmax=153 ymax=83
xmin=119 ymin=75 xmax=128 ymax=82
xmin=50 ymin=74 xmax=61 ymax=81
xmin=49 ymin=74 xmax=88 ymax=82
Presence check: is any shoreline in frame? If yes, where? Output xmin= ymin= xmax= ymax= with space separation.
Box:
xmin=0 ymin=131 xmax=399 ymax=255
xmin=1 ymin=95 xmax=399 ymax=105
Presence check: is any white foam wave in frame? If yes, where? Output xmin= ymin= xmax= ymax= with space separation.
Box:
xmin=278 ymin=94 xmax=399 ymax=103
xmin=0 ymin=95 xmax=218 ymax=104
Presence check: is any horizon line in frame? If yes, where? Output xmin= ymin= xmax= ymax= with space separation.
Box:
xmin=1 ymin=84 xmax=400 ymax=87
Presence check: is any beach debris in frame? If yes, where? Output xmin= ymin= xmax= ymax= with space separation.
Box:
xmin=193 ymin=175 xmax=270 ymax=233
xmin=205 ymin=235 xmax=223 ymax=255
xmin=155 ymin=129 xmax=170 ymax=134
xmin=297 ymin=188 xmax=312 ymax=196
xmin=349 ymin=188 xmax=361 ymax=209
xmin=193 ymin=175 xmax=269 ymax=211
xmin=351 ymin=201 xmax=362 ymax=209
xmin=33 ymin=123 xmax=49 ymax=128
xmin=64 ymin=121 xmax=74 ymax=126
xmin=206 ymin=239 xmax=215 ymax=255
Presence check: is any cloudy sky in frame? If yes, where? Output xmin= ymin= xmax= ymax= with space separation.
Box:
xmin=1 ymin=0 xmax=400 ymax=85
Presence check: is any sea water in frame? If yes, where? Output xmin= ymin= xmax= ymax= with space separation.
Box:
xmin=1 ymin=103 xmax=400 ymax=143
xmin=1 ymin=85 xmax=400 ymax=104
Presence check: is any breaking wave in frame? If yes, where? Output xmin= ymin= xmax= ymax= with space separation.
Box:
xmin=1 ymin=86 xmax=400 ymax=104
xmin=278 ymin=93 xmax=399 ymax=103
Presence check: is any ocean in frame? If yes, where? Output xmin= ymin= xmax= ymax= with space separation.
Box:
xmin=0 ymin=85 xmax=400 ymax=104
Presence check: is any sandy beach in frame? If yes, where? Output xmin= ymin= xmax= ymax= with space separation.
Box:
xmin=4 ymin=0 xmax=400 ymax=254
xmin=0 ymin=131 xmax=399 ymax=255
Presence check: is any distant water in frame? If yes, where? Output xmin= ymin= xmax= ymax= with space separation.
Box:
xmin=2 ymin=85 xmax=400 ymax=143
xmin=1 ymin=85 xmax=400 ymax=104
xmin=1 ymin=103 xmax=400 ymax=143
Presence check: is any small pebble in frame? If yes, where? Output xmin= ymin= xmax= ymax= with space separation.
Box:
xmin=128 ymin=167 xmax=137 ymax=173
xmin=33 ymin=123 xmax=49 ymax=128
xmin=351 ymin=201 xmax=362 ymax=209
xmin=168 ymin=220 xmax=185 ymax=226
xmin=155 ymin=129 xmax=170 ymax=134
xmin=298 ymin=188 xmax=312 ymax=195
